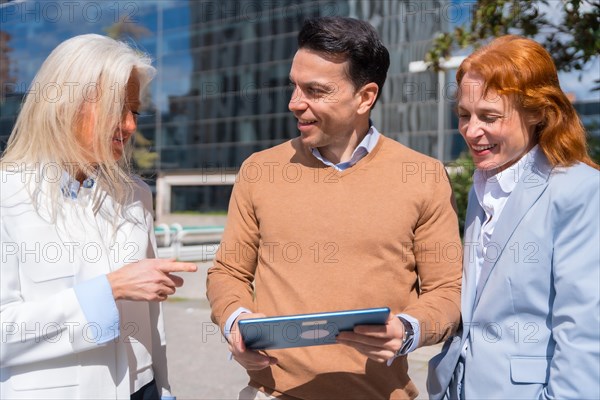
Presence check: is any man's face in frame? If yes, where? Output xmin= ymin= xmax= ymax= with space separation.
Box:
xmin=288 ymin=49 xmax=365 ymax=151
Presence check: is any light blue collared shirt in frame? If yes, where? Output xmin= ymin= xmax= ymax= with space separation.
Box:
xmin=310 ymin=125 xmax=380 ymax=171
xmin=73 ymin=276 xmax=120 ymax=344
xmin=59 ymin=170 xmax=96 ymax=202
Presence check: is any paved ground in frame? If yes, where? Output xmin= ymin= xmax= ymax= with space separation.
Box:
xmin=163 ymin=262 xmax=442 ymax=399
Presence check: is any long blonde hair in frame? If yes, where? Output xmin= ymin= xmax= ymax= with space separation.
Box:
xmin=1 ymin=34 xmax=156 ymax=222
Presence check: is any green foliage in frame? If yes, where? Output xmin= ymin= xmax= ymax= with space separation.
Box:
xmin=104 ymin=16 xmax=151 ymax=40
xmin=589 ymin=135 xmax=600 ymax=164
xmin=447 ymin=153 xmax=476 ymax=236
xmin=132 ymin=132 xmax=158 ymax=171
xmin=427 ymin=0 xmax=600 ymax=82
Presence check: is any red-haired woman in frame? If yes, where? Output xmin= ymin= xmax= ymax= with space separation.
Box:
xmin=428 ymin=35 xmax=599 ymax=400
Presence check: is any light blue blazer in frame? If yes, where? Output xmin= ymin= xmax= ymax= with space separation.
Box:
xmin=427 ymin=151 xmax=600 ymax=399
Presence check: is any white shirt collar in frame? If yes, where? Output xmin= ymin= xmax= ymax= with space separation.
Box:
xmin=474 ymin=145 xmax=540 ymax=209
xmin=311 ymin=125 xmax=380 ymax=171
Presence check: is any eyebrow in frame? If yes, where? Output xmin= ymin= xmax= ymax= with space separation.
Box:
xmin=289 ymin=77 xmax=334 ymax=90
xmin=457 ymin=104 xmax=503 ymax=114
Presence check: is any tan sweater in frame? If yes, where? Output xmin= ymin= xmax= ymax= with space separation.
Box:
xmin=207 ymin=135 xmax=462 ymax=399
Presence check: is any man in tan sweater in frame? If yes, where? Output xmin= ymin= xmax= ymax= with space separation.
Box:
xmin=207 ymin=16 xmax=462 ymax=399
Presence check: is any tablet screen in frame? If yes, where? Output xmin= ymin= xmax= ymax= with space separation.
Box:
xmin=238 ymin=307 xmax=390 ymax=350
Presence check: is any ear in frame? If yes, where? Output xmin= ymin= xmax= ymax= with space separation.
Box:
xmin=523 ymin=110 xmax=544 ymax=136
xmin=526 ymin=111 xmax=543 ymax=126
xmin=357 ymin=82 xmax=379 ymax=115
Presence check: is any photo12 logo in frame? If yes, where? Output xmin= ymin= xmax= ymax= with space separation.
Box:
xmin=1 ymin=1 xmax=139 ymax=24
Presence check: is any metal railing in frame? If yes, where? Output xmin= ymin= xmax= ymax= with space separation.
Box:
xmin=155 ymin=223 xmax=224 ymax=261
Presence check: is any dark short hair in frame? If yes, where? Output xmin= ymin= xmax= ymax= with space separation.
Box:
xmin=298 ymin=16 xmax=390 ymax=106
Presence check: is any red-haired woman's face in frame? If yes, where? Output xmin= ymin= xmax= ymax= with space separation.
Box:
xmin=457 ymin=72 xmax=539 ymax=173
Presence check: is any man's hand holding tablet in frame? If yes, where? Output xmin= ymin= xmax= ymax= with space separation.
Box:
xmin=229 ymin=312 xmax=279 ymax=371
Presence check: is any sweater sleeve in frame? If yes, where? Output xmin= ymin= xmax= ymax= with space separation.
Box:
xmin=403 ymin=162 xmax=462 ymax=347
xmin=206 ymin=158 xmax=260 ymax=332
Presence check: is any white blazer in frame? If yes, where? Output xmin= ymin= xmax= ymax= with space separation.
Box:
xmin=427 ymin=152 xmax=600 ymax=399
xmin=0 ymin=170 xmax=172 ymax=399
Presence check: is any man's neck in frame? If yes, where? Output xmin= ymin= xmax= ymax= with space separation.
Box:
xmin=317 ymin=121 xmax=371 ymax=164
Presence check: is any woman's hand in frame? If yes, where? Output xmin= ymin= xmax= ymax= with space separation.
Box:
xmin=107 ymin=258 xmax=197 ymax=301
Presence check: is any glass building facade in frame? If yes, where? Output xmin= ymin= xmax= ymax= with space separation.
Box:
xmin=8 ymin=1 xmax=596 ymax=214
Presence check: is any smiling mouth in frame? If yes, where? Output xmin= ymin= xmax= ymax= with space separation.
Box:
xmin=298 ymin=119 xmax=317 ymax=125
xmin=472 ymin=144 xmax=496 ymax=151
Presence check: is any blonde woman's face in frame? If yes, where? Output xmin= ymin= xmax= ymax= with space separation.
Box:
xmin=79 ymin=73 xmax=140 ymax=162
xmin=113 ymin=73 xmax=141 ymax=160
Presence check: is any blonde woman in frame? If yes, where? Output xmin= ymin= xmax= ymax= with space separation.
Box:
xmin=0 ymin=34 xmax=196 ymax=399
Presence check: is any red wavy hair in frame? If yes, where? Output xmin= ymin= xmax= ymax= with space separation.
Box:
xmin=456 ymin=35 xmax=598 ymax=169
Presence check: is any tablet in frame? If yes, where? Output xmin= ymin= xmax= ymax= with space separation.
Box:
xmin=238 ymin=307 xmax=390 ymax=350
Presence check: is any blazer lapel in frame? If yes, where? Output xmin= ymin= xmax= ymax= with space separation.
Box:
xmin=474 ymin=152 xmax=553 ymax=307
xmin=461 ymin=188 xmax=484 ymax=326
